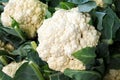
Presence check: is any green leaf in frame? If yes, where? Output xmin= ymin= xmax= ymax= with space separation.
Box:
xmin=58 ymin=2 xmax=75 ymax=10
xmin=0 ymin=5 xmax=4 ymax=12
xmin=113 ymin=18 xmax=120 ymax=39
xmin=109 ymin=56 xmax=120 ymax=69
xmin=96 ymin=43 xmax=109 ymax=58
xmin=0 ymin=56 xmax=8 ymax=65
xmin=96 ymin=43 xmax=110 ymax=66
xmin=78 ymin=1 xmax=97 ymax=12
xmin=72 ymin=47 xmax=96 ymax=67
xmin=116 ymin=29 xmax=120 ymax=41
xmin=95 ymin=12 xmax=106 ymax=30
xmin=0 ymin=70 xmax=13 ymax=80
xmin=102 ymin=11 xmax=114 ymax=40
xmin=0 ymin=63 xmax=3 ymax=70
xmin=12 ymin=42 xmax=46 ymax=66
xmin=64 ymin=69 xmax=101 ymax=80
xmin=45 ymin=9 xmax=52 ymax=18
xmin=13 ymin=62 xmax=40 ymax=80
xmin=0 ymin=49 xmax=16 ymax=63
xmin=49 ymin=72 xmax=71 ymax=80
xmin=103 ymin=0 xmax=112 ymax=4
xmin=114 ymin=0 xmax=120 ymax=18
xmin=93 ymin=59 xmax=105 ymax=75
xmin=12 ymin=42 xmax=31 ymax=56
xmin=0 ymin=50 xmax=9 ymax=56
xmin=11 ymin=17 xmax=26 ymax=40
xmin=109 ymin=42 xmax=120 ymax=69
xmin=0 ymin=0 xmax=9 ymax=3
xmin=0 ymin=24 xmax=25 ymax=48
xmin=11 ymin=17 xmax=20 ymax=28
xmin=1 ymin=26 xmax=20 ymax=37
xmin=29 ymin=61 xmax=45 ymax=80
xmin=68 ymin=0 xmax=92 ymax=4
xmin=48 ymin=0 xmax=61 ymax=7
xmin=101 ymin=7 xmax=120 ymax=43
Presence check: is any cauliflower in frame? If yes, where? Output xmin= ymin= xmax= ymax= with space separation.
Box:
xmin=0 ymin=40 xmax=14 ymax=52
xmin=1 ymin=0 xmax=47 ymax=38
xmin=104 ymin=69 xmax=120 ymax=80
xmin=37 ymin=8 xmax=100 ymax=72
xmin=94 ymin=0 xmax=104 ymax=7
xmin=2 ymin=61 xmax=26 ymax=78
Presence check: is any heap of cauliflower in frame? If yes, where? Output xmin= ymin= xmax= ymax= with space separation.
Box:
xmin=1 ymin=0 xmax=47 ymax=38
xmin=37 ymin=8 xmax=100 ymax=72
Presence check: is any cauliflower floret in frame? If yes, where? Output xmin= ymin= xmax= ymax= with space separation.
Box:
xmin=104 ymin=69 xmax=120 ymax=80
xmin=0 ymin=40 xmax=14 ymax=52
xmin=94 ymin=0 xmax=104 ymax=7
xmin=2 ymin=61 xmax=26 ymax=78
xmin=37 ymin=8 xmax=100 ymax=72
xmin=1 ymin=0 xmax=47 ymax=38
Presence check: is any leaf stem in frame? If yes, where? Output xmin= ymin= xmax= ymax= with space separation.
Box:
xmin=0 ymin=56 xmax=8 ymax=65
xmin=14 ymin=26 xmax=25 ymax=41
xmin=31 ymin=41 xmax=37 ymax=51
xmin=29 ymin=61 xmax=45 ymax=80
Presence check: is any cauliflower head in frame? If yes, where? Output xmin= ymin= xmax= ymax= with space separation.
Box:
xmin=0 ymin=40 xmax=14 ymax=52
xmin=1 ymin=0 xmax=47 ymax=38
xmin=37 ymin=8 xmax=100 ymax=72
xmin=2 ymin=61 xmax=25 ymax=78
xmin=94 ymin=0 xmax=104 ymax=7
xmin=104 ymin=69 xmax=120 ymax=80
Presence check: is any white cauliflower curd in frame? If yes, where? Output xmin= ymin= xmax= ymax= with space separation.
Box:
xmin=1 ymin=0 xmax=47 ymax=38
xmin=0 ymin=40 xmax=14 ymax=52
xmin=2 ymin=61 xmax=26 ymax=78
xmin=104 ymin=69 xmax=120 ymax=80
xmin=37 ymin=8 xmax=100 ymax=72
xmin=94 ymin=0 xmax=104 ymax=7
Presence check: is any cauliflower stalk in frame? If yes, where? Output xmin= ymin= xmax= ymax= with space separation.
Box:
xmin=104 ymin=69 xmax=120 ymax=80
xmin=37 ymin=8 xmax=100 ymax=72
xmin=1 ymin=0 xmax=47 ymax=38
